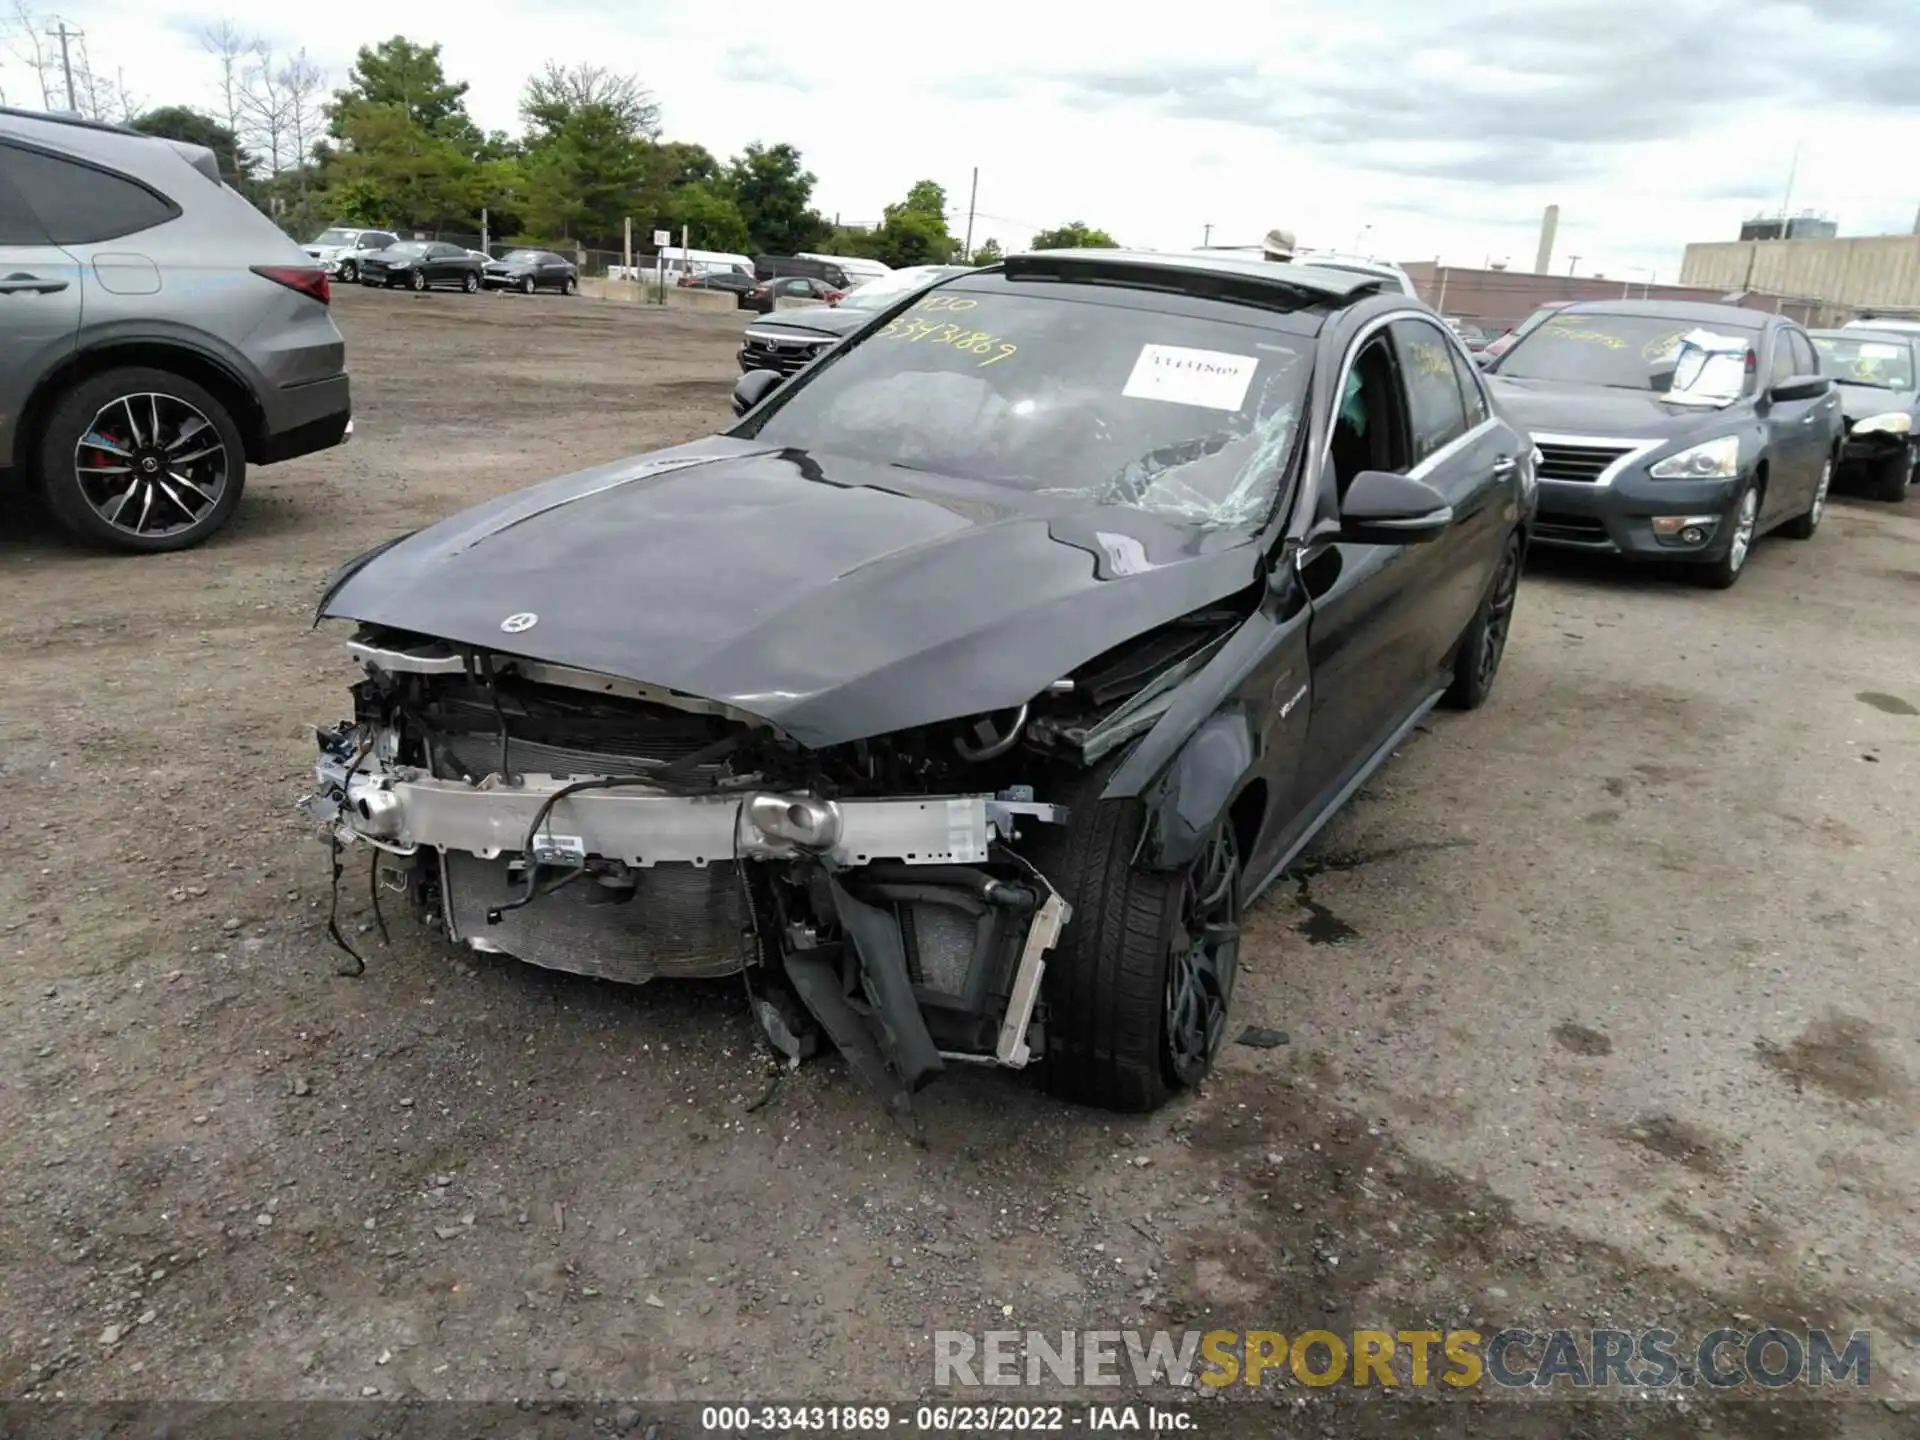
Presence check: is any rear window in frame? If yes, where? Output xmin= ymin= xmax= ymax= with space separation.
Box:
xmin=1496 ymin=311 xmax=1761 ymax=391
xmin=1 ymin=143 xmax=178 ymax=245
xmin=737 ymin=282 xmax=1312 ymax=529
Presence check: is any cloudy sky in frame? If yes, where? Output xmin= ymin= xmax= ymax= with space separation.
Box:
xmin=3 ymin=0 xmax=1914 ymax=279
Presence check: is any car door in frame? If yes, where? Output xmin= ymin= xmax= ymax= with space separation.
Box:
xmin=1391 ymin=315 xmax=1518 ymax=675
xmin=1788 ymin=327 xmax=1841 ymax=487
xmin=1759 ymin=323 xmax=1820 ymax=523
xmin=0 ymin=145 xmax=83 ymax=475
xmin=1291 ymin=317 xmax=1434 ymax=821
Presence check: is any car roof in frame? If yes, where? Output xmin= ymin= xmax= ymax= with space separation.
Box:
xmin=996 ymin=248 xmax=1395 ymax=317
xmin=1 ymin=103 xmax=224 ymax=186
xmin=1552 ymin=298 xmax=1770 ymax=326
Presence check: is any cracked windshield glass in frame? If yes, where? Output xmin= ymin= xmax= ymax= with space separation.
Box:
xmin=739 ymin=285 xmax=1311 ymax=527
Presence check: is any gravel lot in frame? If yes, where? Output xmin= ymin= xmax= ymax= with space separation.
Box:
xmin=3 ymin=287 xmax=1918 ymax=1436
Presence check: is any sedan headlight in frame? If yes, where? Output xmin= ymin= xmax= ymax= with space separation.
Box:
xmin=1649 ymin=435 xmax=1740 ymax=480
xmin=1852 ymin=411 xmax=1913 ymax=437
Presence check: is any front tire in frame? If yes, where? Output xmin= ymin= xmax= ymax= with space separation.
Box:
xmin=410 ymin=269 xmax=427 ymax=293
xmin=1029 ymin=767 xmax=1242 ymax=1112
xmin=1443 ymin=531 xmax=1521 ymax=711
xmin=1781 ymin=455 xmax=1831 ymax=539
xmin=35 ymin=367 xmax=246 ymax=553
xmin=339 ymin=260 xmax=357 ymax=283
xmin=461 ymin=271 xmax=479 ymax=294
xmin=562 ymin=275 xmax=578 ymax=296
xmin=1694 ymin=478 xmax=1760 ymax=589
xmin=1871 ymin=446 xmax=1915 ymax=503
xmin=520 ymin=275 xmax=536 ymax=296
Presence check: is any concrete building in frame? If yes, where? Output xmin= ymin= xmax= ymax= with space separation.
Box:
xmin=1738 ymin=211 xmax=1838 ymax=242
xmin=1679 ymin=234 xmax=1920 ymax=317
xmin=1399 ymin=261 xmax=1832 ymax=334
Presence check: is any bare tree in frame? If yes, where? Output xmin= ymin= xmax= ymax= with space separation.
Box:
xmin=3 ymin=0 xmax=58 ymax=109
xmin=239 ymin=38 xmax=288 ymax=171
xmin=199 ymin=19 xmax=254 ymax=180
xmin=521 ymin=62 xmax=660 ymax=138
xmin=279 ymin=48 xmax=323 ymax=169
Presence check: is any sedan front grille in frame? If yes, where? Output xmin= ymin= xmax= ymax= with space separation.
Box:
xmin=1535 ymin=441 xmax=1638 ymax=483
xmin=741 ymin=335 xmax=832 ymax=376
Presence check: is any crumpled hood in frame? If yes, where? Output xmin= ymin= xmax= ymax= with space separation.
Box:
xmin=1836 ymin=383 xmax=1920 ymax=423
xmin=318 ymin=437 xmax=1261 ymax=747
xmin=1490 ymin=375 xmax=1746 ymax=441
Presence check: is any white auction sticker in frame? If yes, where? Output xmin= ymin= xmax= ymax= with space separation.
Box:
xmin=1122 ymin=344 xmax=1259 ymax=411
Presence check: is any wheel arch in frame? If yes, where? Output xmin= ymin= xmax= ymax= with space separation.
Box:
xmin=13 ymin=339 xmax=267 ymax=472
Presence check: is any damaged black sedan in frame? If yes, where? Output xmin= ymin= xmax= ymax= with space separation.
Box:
xmin=303 ymin=250 xmax=1534 ymax=1129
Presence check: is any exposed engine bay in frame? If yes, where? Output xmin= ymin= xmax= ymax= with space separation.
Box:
xmin=302 ymin=604 xmax=1245 ymax=1135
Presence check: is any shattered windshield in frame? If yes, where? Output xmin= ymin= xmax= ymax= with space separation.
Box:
xmin=1498 ymin=312 xmax=1761 ymax=391
xmin=1813 ymin=335 xmax=1916 ymax=390
xmin=736 ymin=284 xmax=1312 ymax=528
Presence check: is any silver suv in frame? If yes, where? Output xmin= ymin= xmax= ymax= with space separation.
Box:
xmin=0 ymin=107 xmax=351 ymax=552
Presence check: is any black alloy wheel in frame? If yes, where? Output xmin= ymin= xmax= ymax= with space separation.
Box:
xmin=1162 ymin=822 xmax=1242 ymax=1088
xmin=1444 ymin=531 xmax=1522 ymax=710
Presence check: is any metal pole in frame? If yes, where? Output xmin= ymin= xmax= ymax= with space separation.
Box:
xmin=962 ymin=167 xmax=978 ymax=261
xmin=480 ymin=208 xmax=489 ymax=256
xmin=1567 ymin=255 xmax=1580 ymax=276
xmin=1203 ymin=223 xmax=1212 ymax=248
xmin=1435 ymin=267 xmax=1449 ymax=313
xmin=46 ymin=21 xmax=79 ymax=113
xmin=623 ymin=217 xmax=632 ymax=280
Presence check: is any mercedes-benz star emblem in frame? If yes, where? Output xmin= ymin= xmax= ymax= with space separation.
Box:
xmin=500 ymin=613 xmax=538 ymax=633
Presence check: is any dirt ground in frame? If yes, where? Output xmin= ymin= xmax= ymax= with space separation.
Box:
xmin=3 ymin=287 xmax=1919 ymax=1437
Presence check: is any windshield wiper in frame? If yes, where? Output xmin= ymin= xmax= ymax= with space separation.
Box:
xmin=1833 ymin=377 xmax=1893 ymax=389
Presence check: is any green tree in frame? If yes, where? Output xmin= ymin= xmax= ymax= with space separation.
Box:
xmin=516 ymin=64 xmax=657 ymax=245
xmin=969 ymin=237 xmax=1003 ymax=265
xmin=661 ymin=180 xmax=750 ymax=253
xmin=1029 ymin=221 xmax=1118 ymax=250
xmin=324 ymin=102 xmax=480 ymax=230
xmin=654 ymin=140 xmax=718 ymax=187
xmin=129 ymin=106 xmax=251 ymax=188
xmin=329 ymin=37 xmax=479 ymax=148
xmin=861 ymin=179 xmax=958 ymax=267
xmin=724 ymin=142 xmax=828 ymax=255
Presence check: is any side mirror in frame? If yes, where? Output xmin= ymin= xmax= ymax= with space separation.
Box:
xmin=1769 ymin=373 xmax=1829 ymax=403
xmin=732 ymin=368 xmax=784 ymax=417
xmin=1337 ymin=470 xmax=1454 ymax=545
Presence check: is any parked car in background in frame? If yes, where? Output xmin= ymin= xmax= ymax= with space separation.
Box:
xmin=308 ymin=250 xmax=1532 ymax=1124
xmin=304 ymin=226 xmax=398 ymax=284
xmin=1811 ymin=327 xmax=1919 ymax=501
xmin=0 ymin=106 xmax=350 ymax=553
xmin=483 ymin=248 xmax=580 ymax=295
xmin=755 ymin=254 xmax=854 ymax=290
xmin=796 ymin=251 xmax=891 ymax=288
xmin=1484 ymin=300 xmax=1841 ymax=588
xmin=1445 ymin=317 xmax=1491 ymax=353
xmin=1479 ymin=301 xmax=1574 ymax=364
xmin=747 ymin=274 xmax=845 ymax=314
xmin=359 ymin=241 xmax=484 ymax=293
xmin=1844 ymin=316 xmax=1920 ymax=336
xmin=679 ymin=268 xmax=759 ymax=307
xmin=737 ymin=264 xmax=973 ymax=375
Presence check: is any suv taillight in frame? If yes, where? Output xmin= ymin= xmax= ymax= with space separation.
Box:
xmin=251 ymin=265 xmax=330 ymax=305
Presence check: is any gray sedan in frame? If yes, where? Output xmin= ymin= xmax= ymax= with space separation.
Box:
xmin=1810 ymin=328 xmax=1918 ymax=501
xmin=483 ymin=249 xmax=579 ymax=295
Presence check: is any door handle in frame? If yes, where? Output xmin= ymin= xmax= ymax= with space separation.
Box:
xmin=0 ymin=273 xmax=68 ymax=295
xmin=1801 ymin=415 xmax=1818 ymax=425
xmin=1492 ymin=455 xmax=1517 ymax=476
